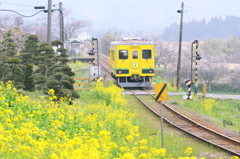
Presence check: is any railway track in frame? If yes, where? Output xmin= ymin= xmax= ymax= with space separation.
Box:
xmin=98 ymin=55 xmax=115 ymax=81
xmin=98 ymin=53 xmax=240 ymax=156
xmin=131 ymin=92 xmax=240 ymax=156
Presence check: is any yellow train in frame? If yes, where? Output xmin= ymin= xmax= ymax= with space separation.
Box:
xmin=109 ymin=37 xmax=156 ymax=87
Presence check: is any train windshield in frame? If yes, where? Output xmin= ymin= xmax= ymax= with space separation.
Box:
xmin=132 ymin=51 xmax=138 ymax=59
xmin=142 ymin=50 xmax=151 ymax=59
xmin=119 ymin=50 xmax=128 ymax=59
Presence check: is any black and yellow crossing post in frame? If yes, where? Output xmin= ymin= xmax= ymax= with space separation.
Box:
xmin=91 ymin=37 xmax=95 ymax=54
xmin=89 ymin=37 xmax=100 ymax=80
xmin=185 ymin=79 xmax=191 ymax=99
xmin=154 ymin=83 xmax=168 ymax=148
xmin=191 ymin=40 xmax=202 ymax=96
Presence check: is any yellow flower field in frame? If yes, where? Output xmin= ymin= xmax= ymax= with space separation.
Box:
xmin=0 ymin=81 xmax=238 ymax=159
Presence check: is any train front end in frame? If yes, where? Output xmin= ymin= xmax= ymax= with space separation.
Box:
xmin=109 ymin=37 xmax=156 ymax=88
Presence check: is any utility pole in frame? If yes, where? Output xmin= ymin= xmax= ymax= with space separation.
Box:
xmin=47 ymin=0 xmax=52 ymax=42
xmin=176 ymin=2 xmax=184 ymax=90
xmin=59 ymin=2 xmax=63 ymax=42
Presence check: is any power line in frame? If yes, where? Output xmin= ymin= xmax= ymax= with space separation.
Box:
xmin=0 ymin=9 xmax=37 ymax=12
xmin=0 ymin=2 xmax=34 ymax=7
xmin=0 ymin=9 xmax=44 ymax=17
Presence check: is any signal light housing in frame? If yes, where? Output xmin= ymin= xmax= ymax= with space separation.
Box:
xmin=88 ymin=50 xmax=94 ymax=56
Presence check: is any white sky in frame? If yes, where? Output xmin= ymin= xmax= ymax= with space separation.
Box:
xmin=0 ymin=0 xmax=239 ymax=33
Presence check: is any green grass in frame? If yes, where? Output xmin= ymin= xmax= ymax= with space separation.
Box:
xmin=19 ymin=90 xmax=45 ymax=101
xmin=68 ymin=61 xmax=90 ymax=78
xmin=169 ymin=95 xmax=240 ymax=133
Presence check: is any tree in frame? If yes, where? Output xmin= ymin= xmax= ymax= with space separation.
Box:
xmin=45 ymin=69 xmax=79 ymax=102
xmin=154 ymin=40 xmax=176 ymax=68
xmin=51 ymin=40 xmax=69 ymax=65
xmin=19 ymin=35 xmax=40 ymax=91
xmin=32 ymin=42 xmax=57 ymax=90
xmin=49 ymin=40 xmax=79 ymax=101
xmin=64 ymin=19 xmax=91 ymax=40
xmin=228 ymin=68 xmax=240 ymax=93
xmin=20 ymin=35 xmax=40 ymax=64
xmin=198 ymin=56 xmax=222 ymax=92
xmin=32 ymin=41 xmax=79 ymax=102
xmin=0 ymin=14 xmax=18 ymax=31
xmin=51 ymin=8 xmax=92 ymax=41
xmin=0 ymin=29 xmax=24 ymax=89
xmin=100 ymin=32 xmax=118 ymax=55
xmin=23 ymin=63 xmax=34 ymax=91
xmin=14 ymin=17 xmax=23 ymax=27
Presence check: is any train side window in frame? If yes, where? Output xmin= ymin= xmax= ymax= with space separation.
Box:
xmin=132 ymin=51 xmax=138 ymax=59
xmin=119 ymin=50 xmax=128 ymax=59
xmin=142 ymin=50 xmax=151 ymax=59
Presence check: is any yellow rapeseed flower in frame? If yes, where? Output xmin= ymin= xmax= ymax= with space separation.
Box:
xmin=122 ymin=152 xmax=135 ymax=159
xmin=184 ymin=147 xmax=193 ymax=156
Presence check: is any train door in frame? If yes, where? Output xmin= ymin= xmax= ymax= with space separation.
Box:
xmin=131 ymin=50 xmax=140 ymax=75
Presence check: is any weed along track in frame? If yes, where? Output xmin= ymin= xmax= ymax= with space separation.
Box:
xmin=131 ymin=92 xmax=240 ymax=156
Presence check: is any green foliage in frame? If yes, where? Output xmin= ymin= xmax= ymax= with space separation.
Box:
xmin=0 ymin=32 xmax=78 ymax=102
xmin=51 ymin=40 xmax=69 ymax=65
xmin=171 ymin=101 xmax=179 ymax=105
xmin=20 ymin=34 xmax=39 ymax=64
xmin=45 ymin=72 xmax=80 ymax=101
xmin=5 ymin=57 xmax=21 ymax=64
xmin=201 ymin=35 xmax=240 ymax=55
xmin=51 ymin=40 xmax=63 ymax=47
xmin=0 ymin=30 xmax=18 ymax=57
xmin=57 ymin=48 xmax=67 ymax=53
xmin=0 ymin=30 xmax=24 ymax=89
xmin=23 ymin=64 xmax=34 ymax=91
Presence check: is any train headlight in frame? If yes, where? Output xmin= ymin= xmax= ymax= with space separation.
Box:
xmin=132 ymin=43 xmax=138 ymax=47
xmin=149 ymin=70 xmax=153 ymax=73
xmin=118 ymin=70 xmax=122 ymax=74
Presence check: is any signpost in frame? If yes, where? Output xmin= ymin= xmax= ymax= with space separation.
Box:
xmin=154 ymin=83 xmax=168 ymax=148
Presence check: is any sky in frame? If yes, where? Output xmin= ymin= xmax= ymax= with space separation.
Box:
xmin=0 ymin=0 xmax=240 ymax=35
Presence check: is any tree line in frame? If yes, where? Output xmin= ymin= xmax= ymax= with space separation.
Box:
xmin=0 ymin=27 xmax=79 ymax=102
xmin=162 ymin=16 xmax=240 ymax=41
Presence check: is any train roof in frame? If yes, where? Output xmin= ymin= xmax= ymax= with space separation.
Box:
xmin=110 ymin=37 xmax=154 ymax=46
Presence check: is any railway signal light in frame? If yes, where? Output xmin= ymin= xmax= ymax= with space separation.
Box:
xmin=196 ymin=52 xmax=202 ymax=60
xmin=88 ymin=50 xmax=94 ymax=56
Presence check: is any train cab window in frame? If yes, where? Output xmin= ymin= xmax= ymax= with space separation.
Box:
xmin=119 ymin=50 xmax=128 ymax=59
xmin=142 ymin=50 xmax=152 ymax=59
xmin=132 ymin=51 xmax=138 ymax=59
